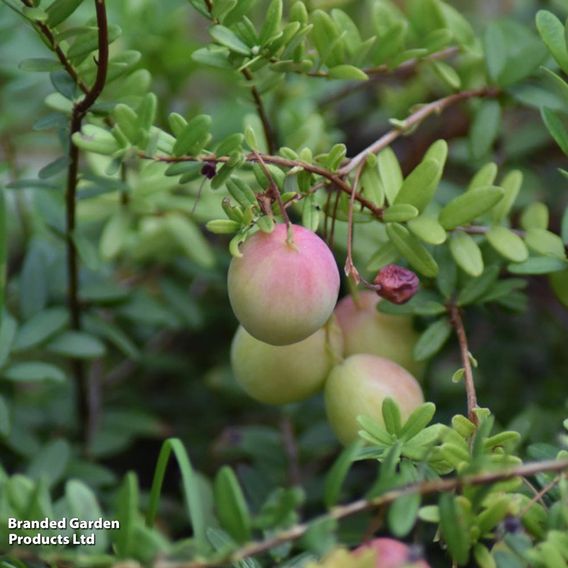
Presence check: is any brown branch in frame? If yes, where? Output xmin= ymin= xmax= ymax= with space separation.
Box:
xmin=64 ymin=0 xmax=109 ymax=446
xmin=341 ymin=86 xmax=500 ymax=175
xmin=241 ymin=68 xmax=277 ymax=154
xmin=344 ymin=160 xmax=366 ymax=283
xmin=159 ymin=458 xmax=568 ymax=568
xmin=143 ymin=152 xmax=384 ymax=220
xmin=449 ymin=304 xmax=478 ymax=425
xmin=251 ymin=149 xmax=290 ymax=227
xmin=19 ymin=0 xmax=89 ymax=94
xmin=318 ymin=47 xmax=460 ymax=107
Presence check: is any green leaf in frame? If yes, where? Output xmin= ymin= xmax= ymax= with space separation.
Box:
xmin=484 ymin=22 xmax=507 ymax=83
xmin=541 ymin=107 xmax=568 ymax=155
xmin=457 ymin=265 xmax=500 ymax=306
xmin=46 ymin=0 xmax=83 ymax=27
xmin=366 ymin=242 xmax=398 ymax=271
xmin=439 ymin=186 xmax=504 ymax=230
xmin=3 ymin=362 xmax=66 ymax=383
xmin=382 ymin=398 xmax=402 ymax=436
xmin=0 ymin=312 xmax=17 ymax=368
xmin=173 ymin=115 xmax=212 ymax=156
xmin=13 ymin=308 xmax=68 ymax=352
xmin=468 ymin=163 xmax=498 ymax=192
xmin=19 ymin=58 xmax=61 ymax=72
xmin=521 ymin=203 xmax=549 ymax=230
xmin=432 ymin=60 xmax=461 ymax=89
xmin=508 ymin=256 xmax=566 ymax=274
xmin=486 ymin=226 xmax=529 ymax=262
xmin=66 ymin=480 xmax=108 ymax=552
xmin=19 ymin=243 xmax=48 ymax=320
xmin=382 ymin=203 xmax=419 ymax=223
xmin=469 ymin=101 xmax=501 ymax=160
xmin=378 ymin=147 xmax=403 ymax=204
xmin=394 ymin=159 xmax=442 ymax=212
xmin=164 ymin=214 xmax=215 ymax=268
xmin=324 ymin=439 xmax=364 ymax=508
xmin=439 ymin=493 xmax=470 ymax=565
xmin=23 ymin=6 xmax=48 ymax=21
xmin=259 ymin=0 xmax=282 ymax=44
xmin=100 ymin=211 xmax=131 ymax=260
xmin=146 ymin=438 xmax=208 ymax=550
xmin=407 ymin=215 xmax=447 ymax=245
xmin=114 ymin=472 xmax=139 ymax=558
xmin=414 ymin=318 xmax=452 ymax=361
xmin=27 ymin=439 xmax=70 ymax=487
xmin=226 ymin=178 xmax=257 ymax=208
xmin=302 ymin=194 xmax=320 ymax=232
xmin=214 ymin=466 xmax=251 ymax=543
xmin=386 ymin=223 xmax=438 ymax=277
xmin=328 ymin=65 xmax=368 ymax=81
xmin=449 ymin=232 xmax=484 ymax=277
xmin=210 ymin=26 xmax=250 ymax=55
xmin=536 ymin=10 xmax=568 ymax=74
xmin=525 ymin=229 xmax=566 ymax=259
xmin=550 ymin=270 xmax=568 ymax=308
xmin=491 ymin=170 xmax=522 ymax=222
xmin=47 ymin=331 xmax=106 ymax=359
xmin=206 ymin=219 xmax=241 ymax=234
xmin=400 ymin=403 xmax=436 ymax=441
xmin=312 ymin=10 xmax=344 ymax=68
xmin=388 ymin=490 xmax=420 ymax=537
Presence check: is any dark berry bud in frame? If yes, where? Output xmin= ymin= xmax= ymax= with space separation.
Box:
xmin=502 ymin=516 xmax=522 ymax=533
xmin=374 ymin=264 xmax=419 ymax=304
xmin=201 ymin=162 xmax=217 ymax=179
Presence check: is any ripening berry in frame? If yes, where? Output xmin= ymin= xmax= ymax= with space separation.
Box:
xmin=325 ymin=354 xmax=424 ymax=444
xmin=354 ymin=538 xmax=430 ymax=568
xmin=228 ymin=224 xmax=340 ymax=345
xmin=231 ymin=321 xmax=343 ymax=405
xmin=334 ymin=291 xmax=423 ymax=377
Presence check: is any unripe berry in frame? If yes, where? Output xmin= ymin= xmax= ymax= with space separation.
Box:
xmin=231 ymin=321 xmax=343 ymax=405
xmin=334 ymin=291 xmax=423 ymax=377
xmin=354 ymin=538 xmax=430 ymax=568
xmin=228 ymin=224 xmax=340 ymax=345
xmin=324 ymin=354 xmax=424 ymax=444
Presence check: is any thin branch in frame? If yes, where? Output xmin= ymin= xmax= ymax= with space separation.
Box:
xmin=241 ymin=68 xmax=277 ymax=154
xmin=318 ymin=47 xmax=460 ymax=107
xmin=449 ymin=303 xmax=479 ymax=425
xmin=160 ymin=458 xmax=568 ymax=568
xmin=143 ymin=152 xmax=384 ymax=220
xmin=64 ymin=0 xmax=109 ymax=446
xmin=341 ymin=86 xmax=500 ymax=175
xmin=19 ymin=0 xmax=90 ymax=94
xmin=251 ymin=149 xmax=290 ymax=227
xmin=520 ymin=474 xmax=563 ymax=516
xmin=344 ymin=160 xmax=366 ymax=284
xmin=280 ymin=417 xmax=302 ymax=487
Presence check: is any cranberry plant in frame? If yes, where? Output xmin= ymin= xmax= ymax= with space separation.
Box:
xmin=0 ymin=0 xmax=567 ymax=566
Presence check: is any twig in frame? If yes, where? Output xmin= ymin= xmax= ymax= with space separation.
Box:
xmin=159 ymin=458 xmax=568 ymax=568
xmin=311 ymin=47 xmax=460 ymax=80
xmin=344 ymin=160 xmax=366 ymax=284
xmin=318 ymin=47 xmax=460 ymax=107
xmin=143 ymin=152 xmax=384 ymax=220
xmin=63 ymin=0 xmax=108 ymax=446
xmin=251 ymin=149 xmax=290 ymax=227
xmin=241 ymin=68 xmax=277 ymax=154
xmin=280 ymin=417 xmax=302 ymax=487
xmin=449 ymin=304 xmax=479 ymax=425
xmin=340 ymin=86 xmax=500 ymax=175
xmin=520 ymin=474 xmax=563 ymax=516
xmin=19 ymin=0 xmax=90 ymax=94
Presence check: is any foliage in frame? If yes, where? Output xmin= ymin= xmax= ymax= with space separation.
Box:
xmin=0 ymin=0 xmax=567 ymax=566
